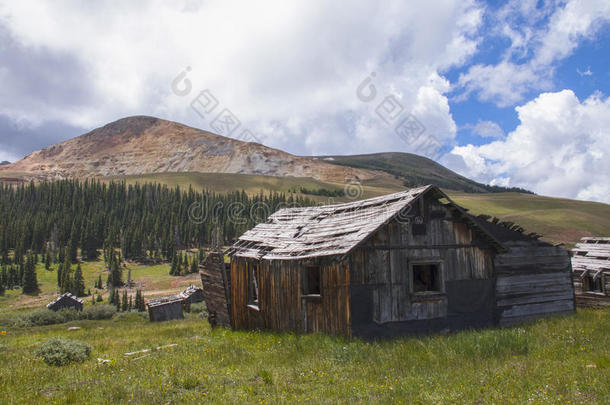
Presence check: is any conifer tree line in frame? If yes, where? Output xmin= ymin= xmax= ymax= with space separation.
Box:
xmin=0 ymin=179 xmax=314 ymax=294
xmin=0 ymin=179 xmax=314 ymax=262
xmin=106 ymin=287 xmax=146 ymax=312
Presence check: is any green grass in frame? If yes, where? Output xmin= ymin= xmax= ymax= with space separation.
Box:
xmin=318 ymin=152 xmax=495 ymax=193
xmin=449 ymin=192 xmax=610 ymax=245
xmin=0 ymin=309 xmax=607 ymax=403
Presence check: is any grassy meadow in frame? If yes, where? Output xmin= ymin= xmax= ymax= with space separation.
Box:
xmin=0 ymin=258 xmax=199 ymax=313
xmin=0 ymin=308 xmax=607 ymax=404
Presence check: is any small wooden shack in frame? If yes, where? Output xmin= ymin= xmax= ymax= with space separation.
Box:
xmin=226 ymin=185 xmax=575 ymax=338
xmin=571 ymin=237 xmax=610 ymax=307
xmin=47 ymin=293 xmax=84 ymax=312
xmin=146 ymin=295 xmax=185 ymax=322
xmin=181 ymin=285 xmax=204 ymax=304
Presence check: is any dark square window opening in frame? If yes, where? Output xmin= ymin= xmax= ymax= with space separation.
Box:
xmin=412 ymin=264 xmax=441 ymax=293
xmin=584 ymin=275 xmax=603 ymax=293
xmin=302 ymin=266 xmax=321 ymax=296
xmin=248 ymin=264 xmax=260 ymax=308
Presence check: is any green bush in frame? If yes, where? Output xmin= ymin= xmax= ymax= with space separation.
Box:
xmin=36 ymin=338 xmax=91 ymax=366
xmin=11 ymin=308 xmax=80 ymax=327
xmin=0 ymin=305 xmax=117 ymax=328
xmin=82 ymin=305 xmax=117 ymax=320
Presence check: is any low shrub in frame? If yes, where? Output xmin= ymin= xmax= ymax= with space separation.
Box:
xmin=1 ymin=305 xmax=117 ymax=328
xmin=36 ymin=338 xmax=92 ymax=366
xmin=82 ymin=305 xmax=117 ymax=320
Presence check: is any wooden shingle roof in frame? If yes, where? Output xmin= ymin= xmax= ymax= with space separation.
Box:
xmin=46 ymin=292 xmax=84 ymax=308
xmin=228 ymin=185 xmax=504 ymax=260
xmin=572 ymin=237 xmax=610 ymax=274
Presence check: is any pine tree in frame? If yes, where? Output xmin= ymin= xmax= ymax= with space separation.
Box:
xmin=115 ymin=289 xmax=121 ymax=311
xmin=96 ymin=294 xmax=103 ymax=303
xmin=121 ymin=290 xmax=128 ymax=312
xmin=22 ymin=253 xmax=39 ymax=294
xmin=128 ymin=295 xmax=133 ymax=311
xmin=107 ymin=252 xmax=123 ymax=288
xmin=67 ymin=238 xmax=77 ymax=263
xmin=44 ymin=251 xmax=51 ymax=271
xmin=91 ymin=294 xmax=96 ymax=305
xmin=135 ymin=289 xmax=146 ymax=312
xmin=59 ymin=254 xmax=72 ymax=293
xmin=96 ymin=274 xmax=103 ymax=289
xmin=72 ymin=263 xmax=85 ymax=297
xmin=170 ymin=254 xmax=178 ymax=276
xmin=190 ymin=257 xmax=199 ymax=274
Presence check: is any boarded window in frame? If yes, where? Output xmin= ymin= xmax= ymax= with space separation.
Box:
xmin=584 ymin=275 xmax=603 ymax=293
xmin=412 ymin=223 xmax=427 ymax=236
xmin=248 ymin=264 xmax=259 ymax=308
xmin=412 ymin=264 xmax=441 ymax=293
xmin=302 ymin=266 xmax=321 ymax=296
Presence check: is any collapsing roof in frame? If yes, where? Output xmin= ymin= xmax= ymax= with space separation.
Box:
xmin=46 ymin=292 xmax=83 ymax=308
xmin=228 ymin=185 xmax=505 ymax=260
xmin=146 ymin=294 xmax=185 ymax=308
xmin=572 ymin=237 xmax=610 ymax=274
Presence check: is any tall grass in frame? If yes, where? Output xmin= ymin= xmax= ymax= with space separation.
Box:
xmin=0 ymin=309 xmax=607 ymax=403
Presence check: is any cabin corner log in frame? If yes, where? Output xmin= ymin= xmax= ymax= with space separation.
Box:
xmin=225 ymin=185 xmax=575 ymax=338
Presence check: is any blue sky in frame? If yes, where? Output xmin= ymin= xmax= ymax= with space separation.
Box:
xmin=0 ymin=0 xmax=609 ymax=202
xmin=446 ymin=5 xmax=610 ymax=148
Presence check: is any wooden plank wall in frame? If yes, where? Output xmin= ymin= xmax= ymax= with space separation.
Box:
xmin=572 ymin=273 xmax=610 ymax=308
xmin=148 ymin=302 xmax=184 ymax=322
xmin=230 ymin=259 xmax=351 ymax=336
xmin=350 ymin=195 xmax=495 ymax=325
xmin=495 ymin=241 xmax=574 ymax=326
xmin=200 ymin=252 xmax=232 ymax=327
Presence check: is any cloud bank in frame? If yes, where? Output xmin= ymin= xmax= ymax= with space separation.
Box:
xmin=444 ymin=90 xmax=610 ymax=202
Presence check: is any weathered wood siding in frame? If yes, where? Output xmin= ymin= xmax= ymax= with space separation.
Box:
xmin=200 ymin=252 xmax=232 ymax=327
xmin=148 ymin=302 xmax=184 ymax=322
xmin=495 ymin=241 xmax=574 ymax=326
xmin=231 ymin=259 xmax=351 ymax=336
xmin=349 ymin=194 xmax=497 ymax=337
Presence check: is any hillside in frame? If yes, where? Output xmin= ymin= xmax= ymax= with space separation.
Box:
xmin=1 ymin=116 xmax=527 ymax=194
xmin=109 ymin=172 xmax=610 ymax=245
xmin=0 ymin=116 xmax=379 ymax=184
xmin=318 ymin=152 xmax=532 ymax=193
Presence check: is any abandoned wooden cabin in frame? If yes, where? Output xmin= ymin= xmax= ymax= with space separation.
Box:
xmin=146 ymin=295 xmax=185 ymax=321
xmin=571 ymin=237 xmax=610 ymax=308
xmin=47 ymin=293 xmax=84 ymax=312
xmin=224 ymin=185 xmax=574 ymax=338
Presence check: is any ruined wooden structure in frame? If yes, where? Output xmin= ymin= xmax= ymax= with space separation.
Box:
xmin=146 ymin=295 xmax=185 ymax=321
xmin=47 ymin=293 xmax=84 ymax=312
xmin=473 ymin=216 xmax=575 ymax=325
xmin=181 ymin=285 xmax=204 ymax=304
xmin=571 ymin=237 xmax=610 ymax=308
xmin=226 ymin=185 xmax=574 ymax=338
xmin=199 ymin=251 xmax=232 ymax=327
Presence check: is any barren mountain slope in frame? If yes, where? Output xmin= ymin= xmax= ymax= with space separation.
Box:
xmin=0 ymin=116 xmax=379 ymax=183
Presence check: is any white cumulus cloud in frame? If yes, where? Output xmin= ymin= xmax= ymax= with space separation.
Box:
xmin=443 ymin=89 xmax=610 ymax=203
xmin=457 ymin=0 xmax=610 ymax=107
xmin=0 ymin=0 xmax=484 ymax=157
